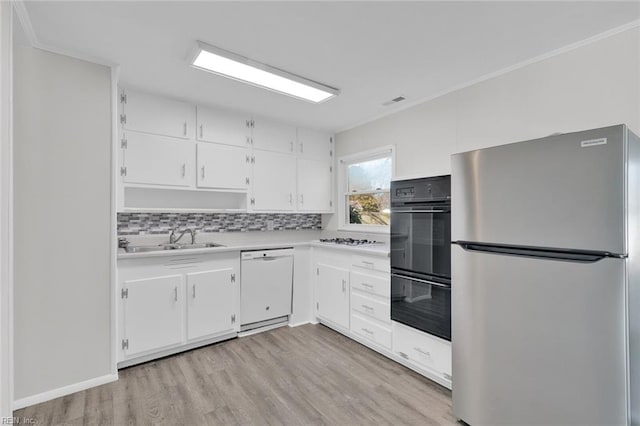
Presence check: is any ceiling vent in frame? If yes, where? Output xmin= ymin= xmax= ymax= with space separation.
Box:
xmin=382 ymin=96 xmax=406 ymax=106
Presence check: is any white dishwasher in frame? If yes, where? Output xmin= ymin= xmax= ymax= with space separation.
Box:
xmin=240 ymin=248 xmax=294 ymax=331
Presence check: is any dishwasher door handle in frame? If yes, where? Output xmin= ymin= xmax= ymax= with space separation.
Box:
xmin=258 ymin=256 xmax=279 ymax=261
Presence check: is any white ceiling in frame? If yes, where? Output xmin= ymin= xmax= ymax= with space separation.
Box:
xmin=23 ymin=1 xmax=640 ymax=132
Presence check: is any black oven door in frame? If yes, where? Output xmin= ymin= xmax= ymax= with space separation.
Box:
xmin=390 ymin=205 xmax=451 ymax=278
xmin=390 ymin=272 xmax=451 ymax=341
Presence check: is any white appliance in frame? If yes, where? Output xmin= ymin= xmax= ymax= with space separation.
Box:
xmin=240 ymin=248 xmax=294 ymax=331
xmin=451 ymin=124 xmax=639 ymax=425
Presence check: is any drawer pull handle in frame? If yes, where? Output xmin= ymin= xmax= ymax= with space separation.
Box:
xmin=361 ymin=261 xmax=374 ymax=267
xmin=414 ymin=347 xmax=431 ymax=357
xmin=174 ymin=286 xmax=178 ymax=302
xmin=342 ymin=279 xmax=346 ymax=292
xmin=362 ymin=328 xmax=374 ymax=335
xmin=398 ymin=351 xmax=409 ymax=359
xmin=361 ymin=283 xmax=374 ymax=289
xmin=362 ymin=304 xmax=374 ymax=311
xmin=192 ymin=284 xmax=196 ymax=298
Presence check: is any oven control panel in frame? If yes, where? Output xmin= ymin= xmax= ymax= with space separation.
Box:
xmin=391 ymin=175 xmax=451 ymax=203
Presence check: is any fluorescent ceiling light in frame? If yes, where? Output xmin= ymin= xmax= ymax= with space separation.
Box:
xmin=190 ymin=41 xmax=339 ymax=103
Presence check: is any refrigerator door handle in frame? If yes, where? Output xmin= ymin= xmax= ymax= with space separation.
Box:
xmin=453 ymin=241 xmax=626 ymax=263
xmin=391 ymin=273 xmax=451 ymax=289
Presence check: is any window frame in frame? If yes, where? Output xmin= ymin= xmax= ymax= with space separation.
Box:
xmin=337 ymin=145 xmax=395 ymax=233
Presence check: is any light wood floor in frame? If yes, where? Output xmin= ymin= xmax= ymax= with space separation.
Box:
xmin=14 ymin=324 xmax=457 ymax=425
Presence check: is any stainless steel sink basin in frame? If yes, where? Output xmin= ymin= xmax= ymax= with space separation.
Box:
xmin=124 ymin=242 xmax=224 ymax=253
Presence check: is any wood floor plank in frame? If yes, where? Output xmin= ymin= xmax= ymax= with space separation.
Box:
xmin=14 ymin=324 xmax=457 ymax=425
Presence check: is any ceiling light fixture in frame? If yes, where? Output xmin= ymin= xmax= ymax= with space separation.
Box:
xmin=189 ymin=41 xmax=339 ymax=103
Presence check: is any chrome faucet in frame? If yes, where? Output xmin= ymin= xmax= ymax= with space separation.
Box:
xmin=169 ymin=228 xmax=196 ymax=245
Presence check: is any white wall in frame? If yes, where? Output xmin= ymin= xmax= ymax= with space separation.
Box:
xmin=13 ymin=46 xmax=113 ymax=402
xmin=326 ymin=26 xmax=640 ymax=231
xmin=0 ymin=1 xmax=13 ymax=419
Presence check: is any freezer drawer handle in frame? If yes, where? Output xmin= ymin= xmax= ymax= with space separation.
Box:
xmin=453 ymin=241 xmax=625 ymax=263
xmin=391 ymin=273 xmax=451 ymax=289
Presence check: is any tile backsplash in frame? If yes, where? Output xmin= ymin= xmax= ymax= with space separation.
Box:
xmin=117 ymin=212 xmax=322 ymax=236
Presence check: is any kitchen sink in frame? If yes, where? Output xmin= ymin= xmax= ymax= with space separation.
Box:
xmin=124 ymin=242 xmax=225 ymax=253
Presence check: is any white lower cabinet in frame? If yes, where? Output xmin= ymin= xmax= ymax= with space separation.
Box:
xmin=316 ymin=263 xmax=350 ymax=329
xmin=313 ymin=246 xmax=451 ymax=389
xmin=118 ymin=252 xmax=240 ymax=367
xmin=122 ymin=275 xmax=184 ymax=357
xmin=186 ymin=268 xmax=236 ymax=341
xmin=351 ymin=314 xmax=392 ymax=349
xmin=393 ymin=321 xmax=452 ymax=385
xmin=351 ymin=292 xmax=390 ymax=324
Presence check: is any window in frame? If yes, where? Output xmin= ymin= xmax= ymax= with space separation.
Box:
xmin=339 ymin=146 xmax=394 ymax=231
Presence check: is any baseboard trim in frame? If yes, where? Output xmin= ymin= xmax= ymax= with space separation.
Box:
xmin=288 ymin=320 xmax=312 ymax=328
xmin=13 ymin=373 xmax=118 ymax=410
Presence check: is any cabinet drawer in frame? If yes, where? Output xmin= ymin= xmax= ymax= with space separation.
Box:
xmin=393 ymin=322 xmax=451 ymax=377
xmin=350 ymin=271 xmax=389 ymax=298
xmin=351 ymin=314 xmax=391 ymax=349
xmin=352 ymin=255 xmax=390 ymax=273
xmin=351 ymin=292 xmax=390 ymax=324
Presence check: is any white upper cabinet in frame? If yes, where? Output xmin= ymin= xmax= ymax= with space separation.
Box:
xmin=297 ymin=158 xmax=332 ymax=212
xmin=251 ymin=150 xmax=297 ymax=211
xmin=297 ymin=128 xmax=333 ymax=160
xmin=123 ymin=132 xmax=195 ymax=187
xmin=251 ymin=117 xmax=297 ymax=154
xmin=196 ymin=105 xmax=250 ymax=147
xmin=120 ymin=88 xmax=195 ymax=140
xmin=196 ymin=143 xmax=249 ymax=190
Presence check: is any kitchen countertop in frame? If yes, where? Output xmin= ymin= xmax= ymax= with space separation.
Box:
xmin=117 ymin=231 xmax=390 ymax=260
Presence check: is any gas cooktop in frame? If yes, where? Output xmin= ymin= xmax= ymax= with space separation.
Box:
xmin=319 ymin=238 xmax=382 ymax=246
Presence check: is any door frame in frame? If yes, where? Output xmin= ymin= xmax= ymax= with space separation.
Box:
xmin=0 ymin=0 xmax=14 ymax=418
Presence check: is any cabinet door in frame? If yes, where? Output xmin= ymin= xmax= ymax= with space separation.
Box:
xmin=197 ymin=143 xmax=249 ymax=190
xmin=297 ymin=128 xmax=332 ymax=160
xmin=121 ymin=88 xmax=195 ymax=139
xmin=122 ymin=275 xmax=184 ymax=357
xmin=186 ymin=268 xmax=236 ymax=341
xmin=251 ymin=118 xmax=297 ymax=154
xmin=316 ymin=263 xmax=350 ymax=329
xmin=297 ymin=158 xmax=332 ymax=212
xmin=252 ymin=151 xmax=297 ymax=211
xmin=124 ymin=132 xmax=195 ymax=187
xmin=196 ymin=105 xmax=250 ymax=147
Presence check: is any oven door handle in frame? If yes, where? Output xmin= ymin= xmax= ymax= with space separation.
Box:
xmin=391 ymin=273 xmax=451 ymax=289
xmin=391 ymin=209 xmax=449 ymax=213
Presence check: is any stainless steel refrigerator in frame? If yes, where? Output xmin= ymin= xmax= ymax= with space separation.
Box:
xmin=451 ymin=124 xmax=639 ymax=426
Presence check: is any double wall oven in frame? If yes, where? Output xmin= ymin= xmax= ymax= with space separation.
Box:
xmin=390 ymin=175 xmax=451 ymax=341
